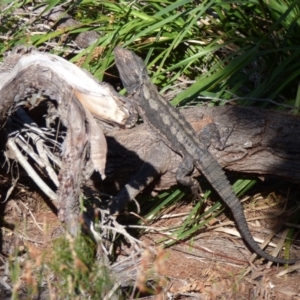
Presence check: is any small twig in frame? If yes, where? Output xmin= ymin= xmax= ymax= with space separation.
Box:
xmin=1 ymin=0 xmax=18 ymax=13
xmin=102 ymin=283 xmax=120 ymax=300
xmin=276 ymin=263 xmax=300 ymax=277
xmin=15 ymin=136 xmax=46 ymax=168
xmin=2 ymin=162 xmax=19 ymax=203
xmin=157 ymin=212 xmax=189 ymax=219
xmin=18 ymin=200 xmax=44 ymax=232
xmin=7 ymin=138 xmax=58 ymax=202
xmin=31 ymin=131 xmax=59 ymax=186
xmin=213 ymin=227 xmax=278 ymax=248
xmin=125 ymin=224 xmax=175 ymax=234
xmin=1 ymin=227 xmax=47 ymax=244
xmin=0 ymin=277 xmax=12 ymax=291
xmin=99 ymin=224 xmax=143 ymax=246
xmin=131 ymin=197 xmax=141 ymax=214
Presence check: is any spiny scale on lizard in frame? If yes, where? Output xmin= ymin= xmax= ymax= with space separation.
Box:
xmin=144 ymin=82 xmax=298 ymax=264
xmin=113 ymin=46 xmax=298 ymax=264
xmin=141 ymin=84 xmax=207 ymax=158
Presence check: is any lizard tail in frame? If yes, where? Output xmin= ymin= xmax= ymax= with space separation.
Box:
xmin=196 ymin=153 xmax=298 ymax=264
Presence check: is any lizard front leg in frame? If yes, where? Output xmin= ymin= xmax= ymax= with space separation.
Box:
xmin=199 ymin=122 xmax=232 ymax=151
xmin=200 ymin=122 xmax=248 ymax=163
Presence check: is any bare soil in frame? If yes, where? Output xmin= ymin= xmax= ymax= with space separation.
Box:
xmin=140 ymin=200 xmax=300 ymax=300
xmin=1 ymin=179 xmax=300 ymax=300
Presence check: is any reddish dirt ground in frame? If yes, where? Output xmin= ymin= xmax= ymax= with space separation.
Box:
xmin=140 ymin=201 xmax=300 ymax=299
xmin=1 ymin=183 xmax=300 ymax=299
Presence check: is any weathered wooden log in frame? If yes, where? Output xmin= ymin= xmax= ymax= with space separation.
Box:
xmin=0 ymin=46 xmax=136 ymax=234
xmin=103 ymin=105 xmax=300 ymax=194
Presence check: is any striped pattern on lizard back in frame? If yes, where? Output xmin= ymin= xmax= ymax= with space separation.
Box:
xmin=114 ymin=46 xmax=298 ymax=264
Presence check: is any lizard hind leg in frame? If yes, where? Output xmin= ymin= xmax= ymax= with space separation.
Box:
xmin=176 ymin=155 xmax=202 ymax=198
xmin=199 ymin=122 xmax=231 ymax=151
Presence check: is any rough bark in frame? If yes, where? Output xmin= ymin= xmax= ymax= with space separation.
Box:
xmin=104 ymin=105 xmax=300 ymax=193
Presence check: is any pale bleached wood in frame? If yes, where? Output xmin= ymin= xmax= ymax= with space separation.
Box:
xmin=0 ymin=46 xmax=136 ymax=234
